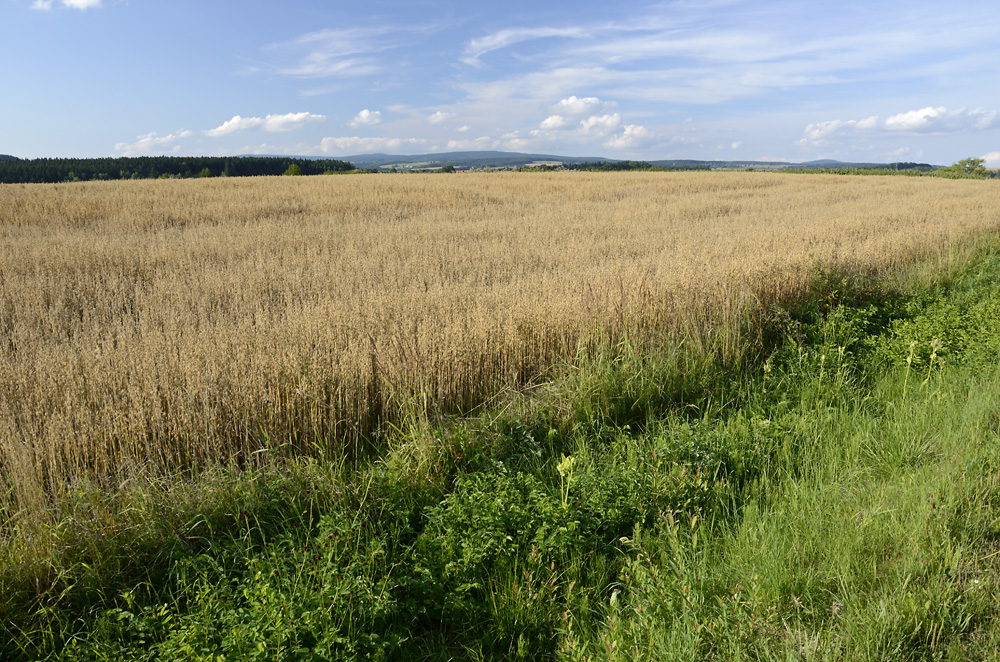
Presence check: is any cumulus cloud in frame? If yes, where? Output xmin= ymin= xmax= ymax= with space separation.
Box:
xmin=205 ymin=115 xmax=263 ymax=136
xmin=884 ymin=106 xmax=995 ymax=133
xmin=731 ymin=141 xmax=743 ymax=149
xmin=580 ymin=113 xmax=622 ymax=136
xmin=540 ymin=115 xmax=570 ymax=130
xmin=114 ymin=130 xmax=192 ymax=156
xmin=349 ymin=109 xmax=382 ymax=128
xmin=604 ymin=124 xmax=650 ymax=149
xmin=554 ymin=95 xmax=606 ymax=117
xmin=982 ymin=151 xmax=1000 ymax=166
xmin=457 ymin=125 xmax=471 ymax=133
xmin=320 ymin=136 xmax=427 ymax=154
xmin=800 ymin=106 xmax=996 ymax=148
xmin=428 ymin=111 xmax=456 ymax=124
xmin=33 ymin=0 xmax=102 ymax=9
xmin=264 ymin=112 xmax=326 ymax=132
xmin=205 ymin=112 xmax=326 ymax=137
xmin=799 ymin=116 xmax=878 ymax=145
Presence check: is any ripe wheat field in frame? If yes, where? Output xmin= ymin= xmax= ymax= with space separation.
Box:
xmin=2 ymin=172 xmax=998 ymax=512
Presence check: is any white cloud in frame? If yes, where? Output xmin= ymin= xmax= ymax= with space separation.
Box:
xmin=114 ymin=130 xmax=192 ymax=156
xmin=268 ymin=27 xmax=393 ymax=78
xmin=428 ymin=111 xmax=456 ymax=125
xmin=349 ymin=109 xmax=382 ymax=128
xmin=447 ymin=136 xmax=494 ymax=150
xmin=33 ymin=0 xmax=102 ymax=9
xmin=205 ymin=113 xmax=325 ymax=137
xmin=798 ymin=116 xmax=878 ymax=145
xmin=800 ymin=106 xmax=997 ymax=149
xmin=233 ymin=142 xmax=316 ymax=156
xmin=982 ymin=151 xmax=1000 ymax=166
xmin=604 ymin=124 xmax=650 ymax=149
xmin=554 ymin=95 xmax=606 ymax=116
xmin=731 ymin=141 xmax=743 ymax=149
xmin=463 ymin=27 xmax=588 ymax=63
xmin=320 ymin=136 xmax=427 ymax=154
xmin=457 ymin=125 xmax=471 ymax=133
xmin=263 ymin=112 xmax=326 ymax=132
xmin=540 ymin=115 xmax=570 ymax=130
xmin=205 ymin=115 xmax=263 ymax=136
xmin=884 ymin=106 xmax=995 ymax=133
xmin=580 ymin=113 xmax=621 ymax=136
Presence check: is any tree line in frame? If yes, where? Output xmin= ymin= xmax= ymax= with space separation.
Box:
xmin=0 ymin=156 xmax=354 ymax=184
xmin=534 ymin=161 xmax=710 ymax=172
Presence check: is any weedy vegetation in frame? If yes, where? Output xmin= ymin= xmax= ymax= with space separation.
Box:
xmin=2 ymin=172 xmax=1000 ymax=659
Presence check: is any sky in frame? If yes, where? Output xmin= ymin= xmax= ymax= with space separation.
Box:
xmin=3 ymin=0 xmax=999 ymax=165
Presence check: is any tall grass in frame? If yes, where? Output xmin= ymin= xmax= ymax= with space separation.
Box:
xmin=2 ymin=173 xmax=999 ymax=518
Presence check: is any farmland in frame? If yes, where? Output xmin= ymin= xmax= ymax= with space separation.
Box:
xmin=3 ymin=173 xmax=998 ymax=508
xmin=3 ymin=172 xmax=1000 ymax=659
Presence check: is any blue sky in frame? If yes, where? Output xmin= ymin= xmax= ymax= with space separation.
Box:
xmin=4 ymin=0 xmax=999 ymax=165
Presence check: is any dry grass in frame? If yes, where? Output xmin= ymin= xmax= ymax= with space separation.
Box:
xmin=2 ymin=172 xmax=998 ymax=513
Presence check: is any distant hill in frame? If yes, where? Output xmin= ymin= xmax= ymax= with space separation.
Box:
xmin=324 ymin=152 xmax=941 ymax=172
xmin=649 ymin=158 xmax=939 ymax=171
xmin=0 ymin=150 xmax=944 ymax=183
xmin=331 ymin=151 xmax=611 ymax=170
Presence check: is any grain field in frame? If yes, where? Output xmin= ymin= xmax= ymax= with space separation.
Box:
xmin=1 ymin=172 xmax=998 ymax=511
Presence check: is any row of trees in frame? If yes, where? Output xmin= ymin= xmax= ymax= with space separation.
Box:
xmin=0 ymin=156 xmax=354 ymax=184
xmin=935 ymin=157 xmax=993 ymax=178
xmin=562 ymin=160 xmax=709 ymax=172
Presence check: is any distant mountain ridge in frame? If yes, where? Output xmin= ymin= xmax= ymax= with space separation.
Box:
xmin=321 ymin=151 xmax=609 ymax=170
xmin=313 ymin=151 xmax=939 ymax=171
xmin=1 ymin=151 xmax=942 ymax=182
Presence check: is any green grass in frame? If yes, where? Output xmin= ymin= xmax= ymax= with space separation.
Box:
xmin=4 ymin=242 xmax=1000 ymax=660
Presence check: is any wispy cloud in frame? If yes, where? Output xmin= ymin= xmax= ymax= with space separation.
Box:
xmin=319 ymin=136 xmax=427 ymax=154
xmin=204 ymin=113 xmax=326 ymax=137
xmin=265 ymin=24 xmax=439 ymax=80
xmin=457 ymin=6 xmax=1000 ymax=110
xmin=267 ymin=27 xmax=394 ymax=78
xmin=114 ymin=130 xmax=191 ymax=156
xmin=462 ymin=27 xmax=589 ymax=64
xmin=446 ymin=136 xmax=494 ymax=151
xmin=32 ymin=0 xmax=102 ymax=10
